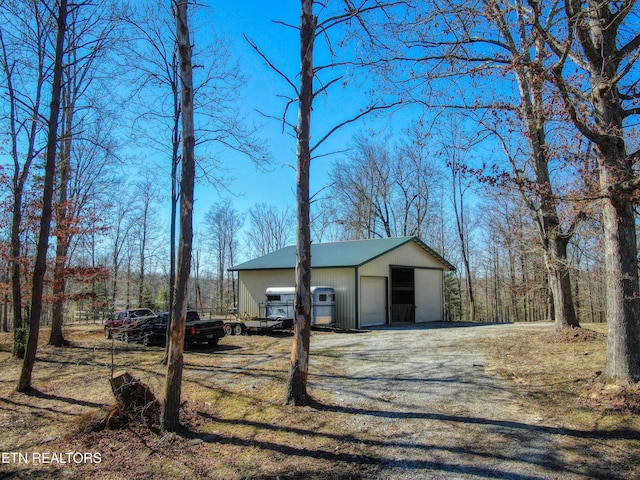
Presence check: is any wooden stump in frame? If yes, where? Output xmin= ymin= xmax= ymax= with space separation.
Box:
xmin=110 ymin=371 xmax=160 ymax=426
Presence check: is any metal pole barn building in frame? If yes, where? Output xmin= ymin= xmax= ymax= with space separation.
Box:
xmin=229 ymin=237 xmax=456 ymax=330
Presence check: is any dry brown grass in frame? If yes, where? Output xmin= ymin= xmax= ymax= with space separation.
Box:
xmin=0 ymin=322 xmax=638 ymax=479
xmin=482 ymin=323 xmax=640 ymax=479
xmin=0 ymin=326 xmax=370 ymax=479
xmin=483 ymin=324 xmax=640 ymax=418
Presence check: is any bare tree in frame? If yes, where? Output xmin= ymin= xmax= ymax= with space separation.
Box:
xmin=247 ymin=0 xmax=406 ymax=406
xmin=204 ymin=201 xmax=244 ymax=313
xmin=130 ymin=174 xmax=161 ymax=308
xmin=329 ymin=134 xmax=395 ymax=239
xmin=437 ymin=119 xmax=477 ymax=323
xmin=327 ymin=125 xmax=440 ymax=241
xmin=528 ymin=0 xmax=640 ymax=382
xmin=0 ymin=1 xmax=52 ymax=351
xmin=18 ymin=0 xmax=68 ymax=393
xmin=49 ymin=1 xmax=121 ymax=346
xmin=122 ymin=0 xmax=270 ymax=355
xmin=284 ymin=0 xmax=316 ymax=406
xmin=477 ymin=0 xmax=582 ymax=329
xmin=393 ymin=121 xmax=440 ymax=238
xmin=245 ymin=203 xmax=294 ymax=257
xmin=105 ymin=191 xmax=136 ymax=312
xmin=162 ymin=0 xmax=195 ymax=432
xmin=374 ymin=0 xmax=584 ymax=329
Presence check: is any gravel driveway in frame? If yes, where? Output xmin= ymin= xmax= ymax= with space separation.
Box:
xmin=308 ymin=322 xmax=603 ymax=480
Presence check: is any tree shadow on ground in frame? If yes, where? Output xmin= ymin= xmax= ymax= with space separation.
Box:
xmin=182 ymin=408 xmax=578 ymax=480
xmin=367 ymin=321 xmax=515 ymax=332
xmin=312 ymin=400 xmax=640 ymax=441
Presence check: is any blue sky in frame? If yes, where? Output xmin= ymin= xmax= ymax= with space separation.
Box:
xmin=189 ymin=2 xmax=413 ymax=231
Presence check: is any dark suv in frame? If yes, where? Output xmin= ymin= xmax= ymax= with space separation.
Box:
xmin=104 ymin=308 xmax=157 ymax=342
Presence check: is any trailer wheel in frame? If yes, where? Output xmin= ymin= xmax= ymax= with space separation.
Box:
xmin=233 ymin=324 xmax=243 ymax=335
xmin=224 ymin=324 xmax=233 ymax=336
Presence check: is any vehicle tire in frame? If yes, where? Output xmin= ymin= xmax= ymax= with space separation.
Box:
xmin=233 ymin=324 xmax=243 ymax=335
xmin=123 ymin=331 xmax=129 ymax=343
xmin=208 ymin=338 xmax=219 ymax=346
xmin=104 ymin=328 xmax=111 ymax=339
xmin=224 ymin=324 xmax=233 ymax=336
xmin=142 ymin=334 xmax=150 ymax=347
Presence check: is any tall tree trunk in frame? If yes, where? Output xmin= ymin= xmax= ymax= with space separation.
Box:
xmin=218 ymin=237 xmax=225 ymax=314
xmin=486 ymin=3 xmax=580 ymax=330
xmin=3 ymin=15 xmax=45 ymax=343
xmin=2 ymin=290 xmax=8 ymax=332
xmin=451 ymin=161 xmax=475 ymax=323
xmin=162 ymin=0 xmax=194 ymax=431
xmin=162 ymin=50 xmax=180 ymax=366
xmin=49 ymin=96 xmax=73 ymax=347
xmin=17 ymin=0 xmax=67 ymax=393
xmin=562 ymin=0 xmax=640 ymax=383
xmin=521 ymin=78 xmax=579 ymax=330
xmin=600 ymin=156 xmax=640 ymax=383
xmin=138 ymin=198 xmax=149 ymax=307
xmin=285 ymin=0 xmax=315 ymax=406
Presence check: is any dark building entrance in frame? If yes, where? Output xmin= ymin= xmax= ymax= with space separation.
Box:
xmin=391 ymin=267 xmax=415 ymax=323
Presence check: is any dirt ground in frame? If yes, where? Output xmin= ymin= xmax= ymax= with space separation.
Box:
xmin=0 ymin=322 xmax=638 ymax=479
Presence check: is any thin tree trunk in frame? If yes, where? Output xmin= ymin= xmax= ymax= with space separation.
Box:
xmin=544 ymin=234 xmax=578 ymax=329
xmin=2 ymin=294 xmax=8 ymax=332
xmin=162 ymin=0 xmax=194 ymax=431
xmin=494 ymin=6 xmax=580 ymax=330
xmin=137 ymin=187 xmax=152 ymax=308
xmin=111 ymin=243 xmax=119 ymax=312
xmin=49 ymin=97 xmax=72 ymax=347
xmin=285 ymin=0 xmax=315 ymax=407
xmin=10 ymin=194 xmax=24 ymax=333
xmin=17 ymin=0 xmax=67 ymax=393
xmin=3 ymin=17 xmax=45 ymax=340
xmin=162 ymin=50 xmax=180 ymax=366
xmin=452 ymin=166 xmax=475 ymax=323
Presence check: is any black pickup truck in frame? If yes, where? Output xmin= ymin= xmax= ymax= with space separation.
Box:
xmin=139 ymin=310 xmax=225 ymax=348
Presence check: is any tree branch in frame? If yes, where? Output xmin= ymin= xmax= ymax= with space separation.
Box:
xmin=310 ymin=101 xmax=402 ymax=154
xmin=244 ymin=34 xmax=299 ymax=96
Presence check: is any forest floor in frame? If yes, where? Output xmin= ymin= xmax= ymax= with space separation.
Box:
xmin=0 ymin=321 xmax=639 ymax=479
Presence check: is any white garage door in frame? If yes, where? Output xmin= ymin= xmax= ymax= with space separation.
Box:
xmin=360 ymin=276 xmax=387 ymax=327
xmin=415 ymin=268 xmax=443 ymax=322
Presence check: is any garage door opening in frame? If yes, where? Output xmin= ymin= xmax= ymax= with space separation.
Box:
xmin=391 ymin=267 xmax=415 ymax=323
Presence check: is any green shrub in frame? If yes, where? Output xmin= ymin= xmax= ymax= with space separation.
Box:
xmin=13 ymin=327 xmax=28 ymax=359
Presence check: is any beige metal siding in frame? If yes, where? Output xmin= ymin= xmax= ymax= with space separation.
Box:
xmin=359 ymin=241 xmax=445 ymax=276
xmin=238 ymin=270 xmax=295 ymax=318
xmin=309 ymin=268 xmax=357 ymax=329
xmin=415 ymin=268 xmax=443 ymax=322
xmin=237 ymin=267 xmax=357 ymax=329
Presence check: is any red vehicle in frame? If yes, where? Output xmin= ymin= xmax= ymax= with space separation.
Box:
xmin=104 ymin=308 xmax=157 ymax=342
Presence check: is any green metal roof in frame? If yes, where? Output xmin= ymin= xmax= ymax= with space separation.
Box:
xmin=230 ymin=236 xmax=456 ymax=271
